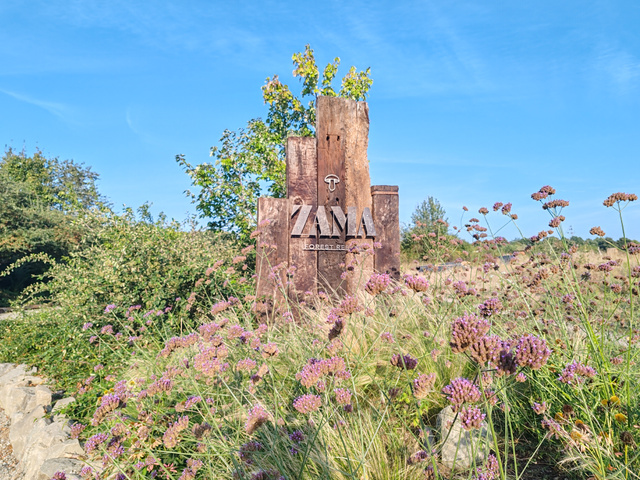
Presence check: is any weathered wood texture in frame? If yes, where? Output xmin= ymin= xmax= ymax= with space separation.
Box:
xmin=371 ymin=185 xmax=401 ymax=280
xmin=286 ymin=137 xmax=317 ymax=300
xmin=316 ymin=96 xmax=373 ymax=294
xmin=316 ymin=97 xmax=348 ymax=294
xmin=256 ymin=197 xmax=289 ymax=315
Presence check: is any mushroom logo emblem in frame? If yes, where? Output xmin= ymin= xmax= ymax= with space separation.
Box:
xmin=324 ymin=174 xmax=340 ymax=192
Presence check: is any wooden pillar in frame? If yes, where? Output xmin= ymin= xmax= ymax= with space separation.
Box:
xmin=255 ymin=197 xmax=289 ymax=318
xmin=316 ymin=96 xmax=373 ymax=295
xmin=287 ymin=136 xmax=317 ymax=301
xmin=316 ymin=97 xmax=348 ymax=295
xmin=372 ymin=185 xmax=400 ymax=280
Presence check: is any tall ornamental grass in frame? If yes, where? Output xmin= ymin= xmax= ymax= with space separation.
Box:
xmin=30 ymin=188 xmax=640 ymax=479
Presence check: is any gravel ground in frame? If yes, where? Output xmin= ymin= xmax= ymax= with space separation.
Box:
xmin=0 ymin=408 xmax=22 ymax=480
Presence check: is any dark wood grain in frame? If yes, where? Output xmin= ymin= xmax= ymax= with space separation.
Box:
xmin=371 ymin=185 xmax=400 ymax=280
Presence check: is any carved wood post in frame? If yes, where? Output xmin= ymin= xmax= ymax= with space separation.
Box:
xmin=371 ymin=185 xmax=401 ymax=280
xmin=316 ymin=96 xmax=373 ymax=295
xmin=287 ymin=137 xmax=317 ymax=301
xmin=255 ymin=197 xmax=289 ymax=318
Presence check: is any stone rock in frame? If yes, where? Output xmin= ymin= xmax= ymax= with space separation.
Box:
xmin=35 ymin=385 xmax=53 ymax=406
xmin=1 ymin=386 xmax=35 ymax=421
xmin=9 ymin=407 xmax=48 ymax=458
xmin=52 ymin=396 xmax=76 ymax=413
xmin=0 ymin=363 xmax=14 ymax=377
xmin=436 ymin=406 xmax=490 ymax=472
xmin=46 ymin=439 xmax=85 ymax=458
xmin=20 ymin=374 xmax=47 ymax=386
xmin=0 ymin=364 xmax=27 ymax=390
xmin=38 ymin=457 xmax=83 ymax=480
xmin=18 ymin=421 xmax=69 ymax=478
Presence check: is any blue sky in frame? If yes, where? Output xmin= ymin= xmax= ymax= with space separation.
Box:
xmin=2 ymin=1 xmax=639 ymax=241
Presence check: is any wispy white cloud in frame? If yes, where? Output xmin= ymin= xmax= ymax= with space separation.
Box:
xmin=0 ymin=89 xmax=71 ymax=120
xmin=592 ymin=44 xmax=640 ymax=95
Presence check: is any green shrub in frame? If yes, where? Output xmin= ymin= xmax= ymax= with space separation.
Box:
xmin=0 ymin=148 xmax=104 ymax=305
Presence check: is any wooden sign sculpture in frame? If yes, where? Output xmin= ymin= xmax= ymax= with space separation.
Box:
xmin=256 ymin=96 xmax=400 ymax=310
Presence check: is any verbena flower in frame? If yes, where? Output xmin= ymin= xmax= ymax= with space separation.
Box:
xmin=380 ymin=332 xmax=395 ymax=343
xmin=478 ymin=298 xmax=502 ymax=318
xmin=407 ymin=449 xmax=430 ymax=465
xmin=404 ymin=274 xmax=429 ymax=292
xmin=70 ymin=422 xmax=86 ymax=439
xmin=541 ymin=418 xmax=570 ymax=441
xmin=289 ymin=430 xmax=304 ymax=443
xmin=91 ymin=394 xmax=123 ymax=426
xmin=163 ymin=415 xmax=189 ymax=448
xmin=390 ymin=353 xmax=417 ymax=370
xmin=240 ymin=441 xmax=263 ymax=464
xmin=245 ymin=405 xmax=270 ymax=434
xmin=236 ymin=358 xmax=257 ymax=372
xmin=84 ymin=433 xmax=109 ymax=454
xmin=460 ymin=406 xmax=485 ymax=430
xmin=365 ymin=273 xmax=391 ymax=295
xmin=468 ymin=335 xmax=501 ymax=365
xmin=293 ymin=394 xmax=322 ymax=414
xmin=514 ymin=334 xmax=551 ymax=370
xmin=412 ymin=373 xmax=436 ymax=400
xmin=558 ymin=361 xmax=597 ymax=385
xmin=334 ymin=388 xmax=352 ymax=405
xmin=450 ymin=313 xmax=491 ymax=353
xmin=603 ymin=192 xmax=638 ymax=207
xmin=442 ymin=378 xmax=481 ymax=411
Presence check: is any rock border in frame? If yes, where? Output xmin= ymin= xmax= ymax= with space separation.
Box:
xmin=0 ymin=364 xmax=85 ymax=480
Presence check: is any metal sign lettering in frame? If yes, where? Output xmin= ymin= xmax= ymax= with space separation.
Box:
xmin=291 ymin=205 xmax=377 ymax=239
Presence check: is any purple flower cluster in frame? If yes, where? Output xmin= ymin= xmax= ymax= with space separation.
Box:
xmin=158 ymin=332 xmax=199 ymax=358
xmin=178 ymin=459 xmax=204 ymax=480
xmin=240 ymin=441 xmax=263 ymax=464
xmin=296 ymin=356 xmax=350 ymax=388
xmin=514 ymin=334 xmax=551 ymax=370
xmin=293 ymin=394 xmax=322 ymax=414
xmin=478 ymin=298 xmax=503 ymax=318
xmin=144 ymin=378 xmax=174 ymax=397
xmin=404 ymin=274 xmax=429 ymax=293
xmin=390 ymin=353 xmax=418 ymax=370
xmin=450 ymin=313 xmax=491 ymax=353
xmin=261 ymin=342 xmax=279 ymax=358
xmin=541 ymin=418 xmax=570 ymax=440
xmin=198 ymin=322 xmax=222 ymax=341
xmin=442 ymin=378 xmax=481 ymax=411
xmin=558 ymin=361 xmax=597 ymax=385
xmin=532 ymin=402 xmax=547 ymax=415
xmin=474 ymin=454 xmax=499 ymax=480
xmin=334 ymin=388 xmax=352 ymax=405
xmin=245 ymin=404 xmax=270 ymax=435
xmin=91 ymin=394 xmax=123 ymax=426
xmin=412 ymin=373 xmax=436 ymax=400
xmin=104 ymin=304 xmax=116 ymax=314
xmin=236 ymin=358 xmax=257 ymax=372
xmin=468 ymin=335 xmax=501 ymax=365
xmin=163 ymin=415 xmax=189 ymax=448
xmin=70 ymin=422 xmax=86 ymax=439
xmin=289 ymin=430 xmax=304 ymax=443
xmin=84 ymin=432 xmax=109 ymax=454
xmin=460 ymin=406 xmax=486 ymax=431
xmin=193 ymin=347 xmax=229 ymax=377
xmin=365 ymin=273 xmax=391 ymax=295
xmin=407 ymin=449 xmax=430 ymax=465
xmin=210 ymin=300 xmax=231 ymax=315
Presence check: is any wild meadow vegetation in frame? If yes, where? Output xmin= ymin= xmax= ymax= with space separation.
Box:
xmin=1 ymin=156 xmax=639 ymax=479
xmin=2 ymin=47 xmax=640 ymax=480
